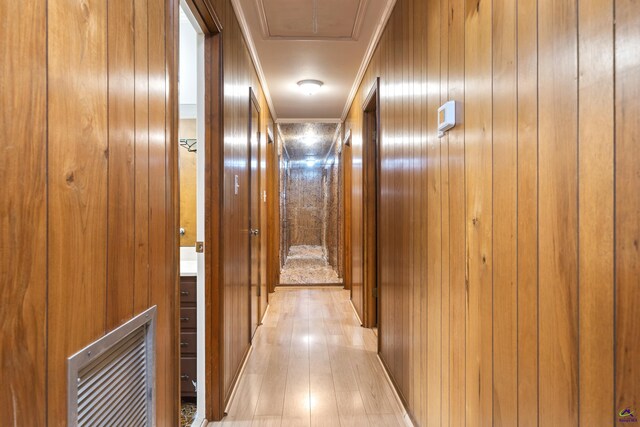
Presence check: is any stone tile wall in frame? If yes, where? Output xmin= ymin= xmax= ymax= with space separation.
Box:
xmin=286 ymin=167 xmax=324 ymax=246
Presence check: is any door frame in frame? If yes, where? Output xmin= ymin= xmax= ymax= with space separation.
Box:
xmin=248 ymin=87 xmax=261 ymax=340
xmin=181 ymin=0 xmax=224 ymax=420
xmin=362 ymin=77 xmax=380 ymax=329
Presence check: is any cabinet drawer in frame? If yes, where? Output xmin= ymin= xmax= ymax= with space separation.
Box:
xmin=180 ymin=332 xmax=197 ymax=355
xmin=180 ymin=277 xmax=197 ymax=304
xmin=180 ymin=307 xmax=197 ymax=330
xmin=180 ymin=357 xmax=197 ymax=395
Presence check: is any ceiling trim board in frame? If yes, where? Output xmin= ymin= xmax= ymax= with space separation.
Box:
xmin=339 ymin=0 xmax=396 ymax=120
xmin=255 ymin=0 xmax=269 ymax=38
xmin=230 ymin=0 xmax=278 ymax=119
xmin=276 ymin=118 xmax=342 ymax=124
xmin=351 ymin=0 xmax=369 ymax=41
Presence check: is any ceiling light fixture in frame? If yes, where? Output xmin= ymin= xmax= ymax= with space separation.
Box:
xmin=297 ymin=79 xmax=324 ymax=96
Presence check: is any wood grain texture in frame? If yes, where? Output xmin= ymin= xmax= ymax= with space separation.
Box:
xmin=425 ymin=0 xmax=441 ymax=423
xmin=345 ymin=0 xmax=636 ymax=425
xmin=47 ymin=0 xmax=109 ymax=423
xmin=516 ymin=0 xmax=539 ymax=425
xmin=615 ymin=0 xmax=640 ymax=419
xmin=4 ymin=0 xmax=177 ymax=423
xmin=107 ymin=0 xmax=136 ymax=330
xmin=538 ymin=0 xmax=579 ymax=424
xmin=464 ymin=0 xmax=493 ymax=424
xmin=0 ymin=0 xmax=47 ymax=423
xmin=134 ymin=0 xmax=151 ymax=314
xmin=492 ymin=0 xmax=518 ymax=424
xmin=447 ymin=0 xmax=467 ymax=423
xmin=578 ymin=0 xmax=615 ymax=424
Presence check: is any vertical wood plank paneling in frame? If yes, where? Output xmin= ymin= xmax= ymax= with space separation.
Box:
xmin=418 ymin=2 xmax=428 ymax=420
xmin=5 ymin=0 xmax=176 ymax=421
xmin=148 ymin=0 xmax=172 ymax=422
xmin=134 ymin=0 xmax=151 ymax=313
xmin=578 ymin=0 xmax=615 ymax=424
xmin=447 ymin=0 xmax=466 ymax=423
xmin=47 ymin=0 xmax=109 ymax=423
xmin=426 ymin=0 xmax=442 ymax=423
xmin=615 ymin=0 xmax=640 ymax=418
xmin=537 ymin=0 xmax=579 ymax=423
xmin=344 ymin=0 xmax=635 ymax=425
xmin=492 ymin=0 xmax=518 ymax=424
xmin=399 ymin=0 xmax=409 ymax=399
xmin=464 ymin=0 xmax=493 ymax=424
xmin=439 ymin=0 xmax=451 ymax=423
xmin=516 ymin=0 xmax=539 ymax=425
xmin=0 ymin=0 xmax=47 ymax=423
xmin=107 ymin=0 xmax=136 ymax=330
xmin=214 ymin=0 xmax=273 ymax=402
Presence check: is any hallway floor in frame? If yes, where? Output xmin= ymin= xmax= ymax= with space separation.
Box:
xmin=279 ymin=246 xmax=342 ymax=285
xmin=212 ymin=288 xmax=409 ymax=426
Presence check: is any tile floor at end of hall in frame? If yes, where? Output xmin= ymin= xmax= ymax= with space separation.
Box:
xmin=279 ymin=246 xmax=343 ymax=285
xmin=209 ymin=288 xmax=410 ymax=427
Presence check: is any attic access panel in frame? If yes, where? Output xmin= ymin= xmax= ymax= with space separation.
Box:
xmin=258 ymin=0 xmax=367 ymax=40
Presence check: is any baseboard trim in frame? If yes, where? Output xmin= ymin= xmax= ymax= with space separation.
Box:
xmin=376 ymin=354 xmax=416 ymax=427
xmin=349 ymin=299 xmax=363 ymax=326
xmin=223 ymin=344 xmax=253 ymax=415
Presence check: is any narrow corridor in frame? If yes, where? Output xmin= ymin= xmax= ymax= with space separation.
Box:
xmin=214 ymin=288 xmax=408 ymax=426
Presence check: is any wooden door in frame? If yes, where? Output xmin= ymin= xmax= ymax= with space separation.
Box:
xmin=249 ymin=89 xmax=261 ymax=339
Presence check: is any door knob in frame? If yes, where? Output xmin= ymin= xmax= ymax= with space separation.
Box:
xmin=250 ymin=229 xmax=260 ymax=236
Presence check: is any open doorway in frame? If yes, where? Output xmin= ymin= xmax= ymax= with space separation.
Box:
xmin=277 ymin=123 xmax=343 ymax=286
xmin=178 ymin=6 xmax=203 ymax=423
xmin=178 ymin=1 xmax=223 ymax=425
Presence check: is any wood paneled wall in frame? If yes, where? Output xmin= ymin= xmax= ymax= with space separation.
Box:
xmin=345 ymin=0 xmax=639 ymax=424
xmin=1 ymin=0 xmax=179 ymax=424
xmin=212 ymin=0 xmax=273 ymax=404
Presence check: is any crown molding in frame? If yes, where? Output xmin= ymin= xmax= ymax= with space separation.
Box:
xmin=340 ymin=0 xmax=396 ymax=121
xmin=230 ymin=0 xmax=278 ymax=119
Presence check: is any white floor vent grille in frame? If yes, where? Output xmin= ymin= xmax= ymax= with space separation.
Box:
xmin=68 ymin=306 xmax=156 ymax=427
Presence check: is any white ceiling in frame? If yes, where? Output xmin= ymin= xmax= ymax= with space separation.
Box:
xmin=231 ymin=0 xmax=396 ymax=120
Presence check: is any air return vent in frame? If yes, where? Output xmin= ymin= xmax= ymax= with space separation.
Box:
xmin=67 ymin=306 xmax=156 ymax=427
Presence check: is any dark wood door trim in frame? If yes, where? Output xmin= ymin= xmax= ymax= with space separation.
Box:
xmin=362 ymin=77 xmax=381 ymax=331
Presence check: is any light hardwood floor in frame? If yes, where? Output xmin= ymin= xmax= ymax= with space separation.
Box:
xmin=210 ymin=287 xmax=411 ymax=426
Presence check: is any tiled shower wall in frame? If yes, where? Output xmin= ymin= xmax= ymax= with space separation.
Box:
xmin=286 ymin=167 xmax=324 ymax=246
xmin=323 ymin=150 xmax=339 ymax=272
xmin=284 ymin=159 xmax=340 ymax=274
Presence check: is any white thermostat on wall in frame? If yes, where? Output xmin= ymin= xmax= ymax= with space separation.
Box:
xmin=437 ymin=100 xmax=456 ymax=138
